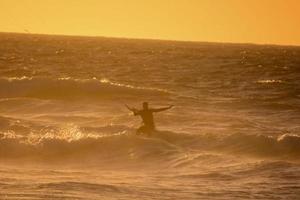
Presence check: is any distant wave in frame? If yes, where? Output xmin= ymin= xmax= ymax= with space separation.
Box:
xmin=0 ymin=77 xmax=170 ymax=100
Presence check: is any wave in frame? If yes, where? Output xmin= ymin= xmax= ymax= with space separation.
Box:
xmin=0 ymin=128 xmax=180 ymax=166
xmin=216 ymin=133 xmax=300 ymax=157
xmin=176 ymin=172 xmax=236 ymax=181
xmin=0 ymin=77 xmax=170 ymax=100
xmin=1 ymin=127 xmax=300 ymax=165
xmin=38 ymin=181 xmax=124 ymax=193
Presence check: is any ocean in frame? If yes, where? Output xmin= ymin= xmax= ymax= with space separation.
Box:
xmin=0 ymin=32 xmax=300 ymax=199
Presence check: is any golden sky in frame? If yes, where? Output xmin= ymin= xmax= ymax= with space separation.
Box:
xmin=0 ymin=0 xmax=299 ymax=45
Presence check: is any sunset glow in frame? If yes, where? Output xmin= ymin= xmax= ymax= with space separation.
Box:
xmin=1 ymin=0 xmax=300 ymax=199
xmin=1 ymin=0 xmax=299 ymax=45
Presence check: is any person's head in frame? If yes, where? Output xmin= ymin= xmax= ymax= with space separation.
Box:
xmin=143 ymin=102 xmax=149 ymax=109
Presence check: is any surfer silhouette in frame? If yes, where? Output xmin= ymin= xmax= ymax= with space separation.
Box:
xmin=125 ymin=102 xmax=173 ymax=136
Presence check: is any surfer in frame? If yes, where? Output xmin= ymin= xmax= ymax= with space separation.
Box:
xmin=125 ymin=102 xmax=173 ymax=136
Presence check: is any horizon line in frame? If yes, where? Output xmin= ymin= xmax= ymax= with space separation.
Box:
xmin=0 ymin=31 xmax=299 ymax=48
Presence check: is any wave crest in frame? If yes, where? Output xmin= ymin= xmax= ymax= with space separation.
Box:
xmin=0 ymin=77 xmax=170 ymax=100
xmin=1 ymin=129 xmax=300 ymax=165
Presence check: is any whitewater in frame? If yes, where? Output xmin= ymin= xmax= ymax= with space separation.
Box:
xmin=0 ymin=33 xmax=300 ymax=199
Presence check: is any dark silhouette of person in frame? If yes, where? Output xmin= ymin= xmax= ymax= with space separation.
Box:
xmin=126 ymin=102 xmax=173 ymax=136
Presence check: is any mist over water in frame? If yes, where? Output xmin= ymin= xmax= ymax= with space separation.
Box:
xmin=0 ymin=33 xmax=300 ymax=199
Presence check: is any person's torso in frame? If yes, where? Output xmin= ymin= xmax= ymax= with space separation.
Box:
xmin=140 ymin=110 xmax=154 ymax=127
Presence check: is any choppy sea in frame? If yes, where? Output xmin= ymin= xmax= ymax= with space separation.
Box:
xmin=0 ymin=33 xmax=300 ymax=199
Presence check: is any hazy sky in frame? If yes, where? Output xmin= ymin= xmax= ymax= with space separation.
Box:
xmin=0 ymin=0 xmax=299 ymax=45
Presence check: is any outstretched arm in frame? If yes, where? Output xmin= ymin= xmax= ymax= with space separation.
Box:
xmin=151 ymin=105 xmax=174 ymax=113
xmin=125 ymin=104 xmax=139 ymax=115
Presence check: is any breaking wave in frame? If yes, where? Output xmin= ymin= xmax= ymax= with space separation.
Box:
xmin=1 ymin=127 xmax=299 ymax=165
